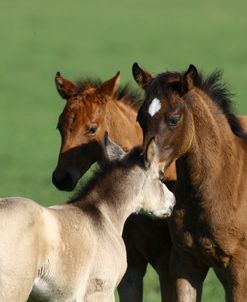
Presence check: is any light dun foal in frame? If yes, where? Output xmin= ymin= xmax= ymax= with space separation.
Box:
xmin=0 ymin=137 xmax=175 ymax=302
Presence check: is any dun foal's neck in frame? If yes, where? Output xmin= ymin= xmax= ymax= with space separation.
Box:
xmin=75 ymin=165 xmax=144 ymax=234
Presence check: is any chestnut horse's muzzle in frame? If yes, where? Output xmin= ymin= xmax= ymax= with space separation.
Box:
xmin=52 ymin=168 xmax=79 ymax=191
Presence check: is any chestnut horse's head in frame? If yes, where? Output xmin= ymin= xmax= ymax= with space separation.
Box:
xmin=132 ymin=63 xmax=197 ymax=171
xmin=52 ymin=71 xmax=121 ymax=191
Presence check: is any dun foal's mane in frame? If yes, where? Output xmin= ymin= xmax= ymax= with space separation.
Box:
xmin=76 ymin=78 xmax=143 ymax=110
xmin=68 ymin=147 xmax=144 ymax=204
xmin=147 ymin=69 xmax=247 ymax=139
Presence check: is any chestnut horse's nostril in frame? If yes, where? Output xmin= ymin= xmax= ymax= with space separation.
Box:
xmin=52 ymin=170 xmax=75 ymax=192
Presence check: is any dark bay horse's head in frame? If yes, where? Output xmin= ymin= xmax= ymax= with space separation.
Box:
xmin=132 ymin=63 xmax=197 ymax=171
xmin=52 ymin=71 xmax=121 ymax=191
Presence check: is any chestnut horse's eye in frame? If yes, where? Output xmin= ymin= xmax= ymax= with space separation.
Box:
xmin=167 ymin=115 xmax=180 ymax=128
xmin=87 ymin=124 xmax=98 ymax=135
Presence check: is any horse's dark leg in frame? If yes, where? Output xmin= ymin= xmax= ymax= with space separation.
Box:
xmin=170 ymin=247 xmax=209 ymax=302
xmin=224 ymin=252 xmax=247 ymax=302
xmin=117 ymin=215 xmax=148 ymax=302
xmin=117 ymin=246 xmax=147 ymax=302
xmin=157 ymin=259 xmax=175 ymax=302
xmin=156 ymin=179 xmax=176 ymax=301
xmin=155 ymin=241 xmax=174 ymax=301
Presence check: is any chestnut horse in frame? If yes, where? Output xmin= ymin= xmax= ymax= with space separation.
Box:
xmin=52 ymin=71 xmax=177 ymax=302
xmin=0 ymin=137 xmax=175 ymax=302
xmin=133 ymin=62 xmax=247 ymax=302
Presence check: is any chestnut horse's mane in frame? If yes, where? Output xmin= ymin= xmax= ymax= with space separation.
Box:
xmin=68 ymin=147 xmax=144 ymax=204
xmin=76 ymin=78 xmax=143 ymax=110
xmin=147 ymin=70 xmax=247 ymax=139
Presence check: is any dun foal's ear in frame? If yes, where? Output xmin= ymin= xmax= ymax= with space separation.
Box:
xmin=132 ymin=63 xmax=153 ymax=89
xmin=103 ymin=132 xmax=126 ymax=162
xmin=182 ymin=64 xmax=198 ymax=93
xmin=145 ymin=139 xmax=159 ymax=169
xmin=55 ymin=72 xmax=77 ymax=99
xmin=101 ymin=71 xmax=120 ymax=97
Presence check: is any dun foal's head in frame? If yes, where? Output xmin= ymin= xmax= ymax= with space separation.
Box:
xmin=104 ymin=134 xmax=175 ymax=217
xmin=132 ymin=63 xmax=196 ymax=171
xmin=52 ymin=72 xmax=120 ymax=191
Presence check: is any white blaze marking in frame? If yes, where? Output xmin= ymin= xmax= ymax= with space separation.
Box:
xmin=148 ymin=98 xmax=161 ymax=116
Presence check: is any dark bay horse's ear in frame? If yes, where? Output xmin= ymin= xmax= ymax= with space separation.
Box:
xmin=182 ymin=64 xmax=198 ymax=93
xmin=103 ymin=132 xmax=126 ymax=161
xmin=101 ymin=71 xmax=120 ymax=97
xmin=132 ymin=63 xmax=153 ymax=89
xmin=55 ymin=72 xmax=77 ymax=99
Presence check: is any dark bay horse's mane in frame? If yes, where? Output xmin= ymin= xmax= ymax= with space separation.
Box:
xmin=76 ymin=78 xmax=143 ymax=110
xmin=147 ymin=70 xmax=247 ymax=139
xmin=195 ymin=70 xmax=247 ymax=139
xmin=68 ymin=147 xmax=144 ymax=204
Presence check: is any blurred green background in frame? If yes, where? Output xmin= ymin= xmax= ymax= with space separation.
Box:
xmin=0 ymin=0 xmax=246 ymax=301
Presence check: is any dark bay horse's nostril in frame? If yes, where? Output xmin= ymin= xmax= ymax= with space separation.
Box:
xmin=52 ymin=170 xmax=75 ymax=192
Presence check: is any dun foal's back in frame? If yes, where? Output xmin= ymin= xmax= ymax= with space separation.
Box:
xmin=0 ymin=139 xmax=175 ymax=302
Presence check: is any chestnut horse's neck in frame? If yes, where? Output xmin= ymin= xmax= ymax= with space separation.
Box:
xmin=176 ymin=88 xmax=247 ymax=216
xmin=71 ymin=164 xmax=145 ymax=234
xmin=104 ymin=98 xmax=143 ymax=153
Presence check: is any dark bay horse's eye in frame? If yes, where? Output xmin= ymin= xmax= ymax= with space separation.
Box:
xmin=167 ymin=115 xmax=180 ymax=128
xmin=87 ymin=124 xmax=98 ymax=135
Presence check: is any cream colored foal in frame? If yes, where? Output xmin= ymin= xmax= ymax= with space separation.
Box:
xmin=0 ymin=139 xmax=175 ymax=302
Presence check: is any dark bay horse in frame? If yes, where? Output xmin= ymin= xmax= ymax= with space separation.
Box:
xmin=133 ymin=62 xmax=247 ymax=302
xmin=52 ymin=71 xmax=176 ymax=301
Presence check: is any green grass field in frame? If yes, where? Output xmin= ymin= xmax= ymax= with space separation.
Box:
xmin=0 ymin=0 xmax=247 ymax=300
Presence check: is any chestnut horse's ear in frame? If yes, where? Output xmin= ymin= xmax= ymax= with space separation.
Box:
xmin=101 ymin=71 xmax=120 ymax=97
xmin=132 ymin=63 xmax=153 ymax=89
xmin=55 ymin=72 xmax=77 ymax=99
xmin=103 ymin=132 xmax=126 ymax=161
xmin=182 ymin=64 xmax=198 ymax=93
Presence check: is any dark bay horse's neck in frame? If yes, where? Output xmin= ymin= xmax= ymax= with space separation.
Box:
xmin=76 ymin=166 xmax=145 ymax=234
xmin=104 ymin=99 xmax=143 ymax=152
xmin=176 ymin=90 xmax=247 ymax=215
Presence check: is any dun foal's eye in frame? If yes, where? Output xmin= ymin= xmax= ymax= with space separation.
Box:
xmin=87 ymin=124 xmax=98 ymax=135
xmin=167 ymin=115 xmax=180 ymax=128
